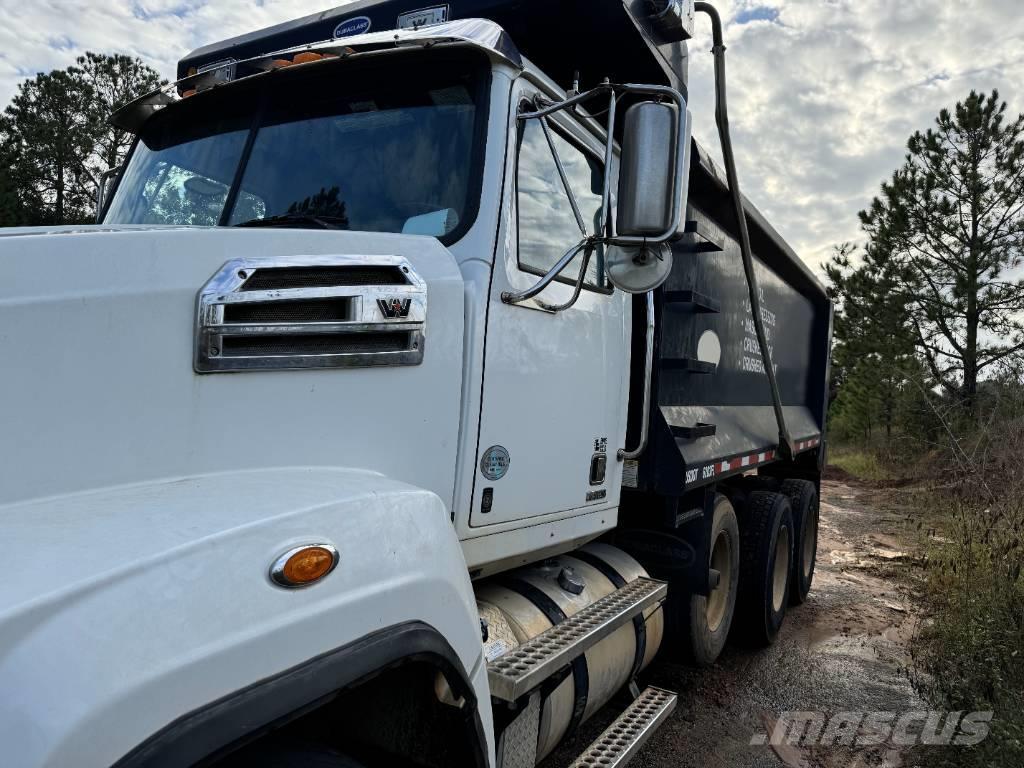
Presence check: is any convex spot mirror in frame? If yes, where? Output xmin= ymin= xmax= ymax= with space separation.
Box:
xmin=607 ymin=100 xmax=690 ymax=294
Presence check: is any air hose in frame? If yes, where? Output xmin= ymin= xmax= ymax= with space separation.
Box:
xmin=694 ymin=1 xmax=795 ymax=460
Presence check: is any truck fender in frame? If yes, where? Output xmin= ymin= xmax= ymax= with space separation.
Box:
xmin=115 ymin=621 xmax=488 ymax=768
xmin=0 ymin=468 xmax=493 ymax=767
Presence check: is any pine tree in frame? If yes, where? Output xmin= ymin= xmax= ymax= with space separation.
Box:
xmin=859 ymin=90 xmax=1024 ymax=413
xmin=2 ymin=69 xmax=96 ymax=223
xmin=826 ymin=243 xmax=918 ymax=443
xmin=1 ymin=53 xmax=164 ymax=225
xmin=72 ymin=52 xmax=164 ymax=203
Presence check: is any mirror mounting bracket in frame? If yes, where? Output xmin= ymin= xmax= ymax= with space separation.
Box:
xmin=506 ymin=81 xmax=689 ymax=313
xmin=500 ymin=237 xmax=596 ymax=309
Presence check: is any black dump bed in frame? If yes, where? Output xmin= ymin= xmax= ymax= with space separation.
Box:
xmin=625 ymin=143 xmax=831 ymax=497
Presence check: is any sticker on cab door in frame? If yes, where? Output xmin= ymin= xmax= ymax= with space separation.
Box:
xmin=480 ymin=445 xmax=510 ymax=481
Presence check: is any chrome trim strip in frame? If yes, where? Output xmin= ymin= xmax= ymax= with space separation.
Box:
xmin=195 ymin=255 xmax=427 ymax=373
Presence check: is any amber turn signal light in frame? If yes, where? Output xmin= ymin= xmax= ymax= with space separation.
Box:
xmin=292 ymin=52 xmax=325 ymax=65
xmin=270 ymin=544 xmax=339 ymax=588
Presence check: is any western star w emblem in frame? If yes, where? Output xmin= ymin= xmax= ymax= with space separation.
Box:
xmin=377 ymin=297 xmax=412 ymax=319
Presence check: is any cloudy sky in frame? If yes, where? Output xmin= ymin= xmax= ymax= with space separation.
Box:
xmin=1 ymin=0 xmax=1022 ymax=273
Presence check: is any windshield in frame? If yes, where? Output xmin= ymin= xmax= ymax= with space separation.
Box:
xmin=104 ymin=55 xmax=487 ymax=241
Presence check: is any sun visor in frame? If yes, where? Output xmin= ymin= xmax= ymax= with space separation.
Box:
xmin=177 ymin=0 xmax=692 ymax=97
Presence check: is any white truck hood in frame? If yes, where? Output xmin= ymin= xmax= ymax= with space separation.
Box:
xmin=0 ymin=225 xmax=465 ymax=508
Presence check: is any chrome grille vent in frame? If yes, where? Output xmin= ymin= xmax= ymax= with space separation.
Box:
xmin=195 ymin=256 xmax=426 ymax=373
xmin=223 ymin=298 xmax=353 ymax=324
xmin=239 ymin=265 xmax=409 ymax=291
xmin=221 ymin=331 xmax=413 ymax=357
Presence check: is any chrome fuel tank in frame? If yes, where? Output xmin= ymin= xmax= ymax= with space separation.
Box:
xmin=476 ymin=543 xmax=663 ymax=760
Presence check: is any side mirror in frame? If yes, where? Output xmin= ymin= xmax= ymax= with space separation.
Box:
xmin=605 ymin=100 xmax=691 ymax=294
xmin=617 ymin=101 xmax=678 ymax=237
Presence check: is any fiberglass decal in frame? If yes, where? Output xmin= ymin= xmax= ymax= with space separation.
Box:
xmin=334 ymin=16 xmax=372 ymax=38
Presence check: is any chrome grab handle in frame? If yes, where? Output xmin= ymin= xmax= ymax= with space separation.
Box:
xmin=618 ymin=291 xmax=655 ymax=461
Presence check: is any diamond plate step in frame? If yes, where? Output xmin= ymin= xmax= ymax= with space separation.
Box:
xmin=487 ymin=577 xmax=667 ymax=702
xmin=568 ymin=687 xmax=677 ymax=768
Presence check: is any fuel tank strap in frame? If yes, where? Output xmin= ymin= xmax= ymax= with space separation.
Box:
xmin=494 ymin=576 xmax=590 ymax=736
xmin=570 ymin=552 xmax=648 ymax=684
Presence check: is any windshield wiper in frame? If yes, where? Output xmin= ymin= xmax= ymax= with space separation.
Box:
xmin=233 ymin=213 xmax=347 ymax=230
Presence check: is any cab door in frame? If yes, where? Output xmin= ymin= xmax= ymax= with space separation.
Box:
xmin=470 ymin=82 xmax=630 ymax=527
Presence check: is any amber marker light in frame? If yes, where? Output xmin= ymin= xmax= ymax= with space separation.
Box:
xmin=270 ymin=544 xmax=339 ymax=588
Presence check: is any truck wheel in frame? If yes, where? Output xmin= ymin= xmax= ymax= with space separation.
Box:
xmin=779 ymin=479 xmax=818 ymax=605
xmin=734 ymin=491 xmax=794 ymax=646
xmin=685 ymin=494 xmax=740 ymax=666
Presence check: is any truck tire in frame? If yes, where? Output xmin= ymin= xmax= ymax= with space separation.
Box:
xmin=734 ymin=491 xmax=794 ymax=646
xmin=685 ymin=494 xmax=740 ymax=666
xmin=779 ymin=479 xmax=818 ymax=605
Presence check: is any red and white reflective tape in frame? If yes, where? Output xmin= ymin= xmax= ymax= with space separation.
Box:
xmin=717 ymin=449 xmax=775 ymax=475
xmin=794 ymin=436 xmax=822 ymax=452
xmin=683 ymin=435 xmax=822 ymax=487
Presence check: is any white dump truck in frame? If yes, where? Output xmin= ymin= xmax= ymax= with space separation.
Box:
xmin=0 ymin=2 xmax=831 ymax=766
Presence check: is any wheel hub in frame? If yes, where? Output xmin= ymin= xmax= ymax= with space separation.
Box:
xmin=772 ymin=525 xmax=790 ymax=613
xmin=802 ymin=505 xmax=818 ymax=580
xmin=705 ymin=528 xmax=733 ymax=632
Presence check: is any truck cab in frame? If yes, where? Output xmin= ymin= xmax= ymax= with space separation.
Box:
xmin=98 ymin=16 xmax=679 ymax=577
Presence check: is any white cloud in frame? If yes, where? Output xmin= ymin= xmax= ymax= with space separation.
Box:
xmin=1 ymin=0 xmax=1022 ymax=276
xmin=685 ymin=0 xmax=1024 ymax=273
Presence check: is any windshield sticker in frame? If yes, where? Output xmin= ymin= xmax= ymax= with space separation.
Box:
xmin=481 ymin=445 xmax=511 ymax=481
xmin=397 ymin=5 xmax=449 ymax=30
xmin=334 ymin=16 xmax=372 ymax=38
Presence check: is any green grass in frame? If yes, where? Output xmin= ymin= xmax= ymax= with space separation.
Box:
xmin=828 ymin=446 xmax=891 ymax=481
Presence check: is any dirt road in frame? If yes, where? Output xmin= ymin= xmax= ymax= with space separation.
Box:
xmin=543 ymin=478 xmax=924 ymax=768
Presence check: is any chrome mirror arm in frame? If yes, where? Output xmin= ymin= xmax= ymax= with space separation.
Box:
xmin=521 ymin=81 xmax=689 ymax=248
xmin=501 ymin=239 xmax=591 ymax=306
xmin=517 ymin=84 xmax=614 ymax=121
xmin=534 ymin=246 xmax=594 ymax=313
xmin=599 ymin=89 xmax=618 ymax=240
xmin=540 ymin=117 xmax=588 ymax=236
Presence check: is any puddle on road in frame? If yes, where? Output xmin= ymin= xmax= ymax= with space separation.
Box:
xmin=793 ymin=497 xmax=917 ymax=658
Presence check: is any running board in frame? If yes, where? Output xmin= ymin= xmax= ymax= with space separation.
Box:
xmin=568 ymin=687 xmax=677 ymax=768
xmin=487 ymin=577 xmax=667 ymax=702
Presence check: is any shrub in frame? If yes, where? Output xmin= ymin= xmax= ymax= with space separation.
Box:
xmin=911 ymin=413 xmax=1024 ymax=766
